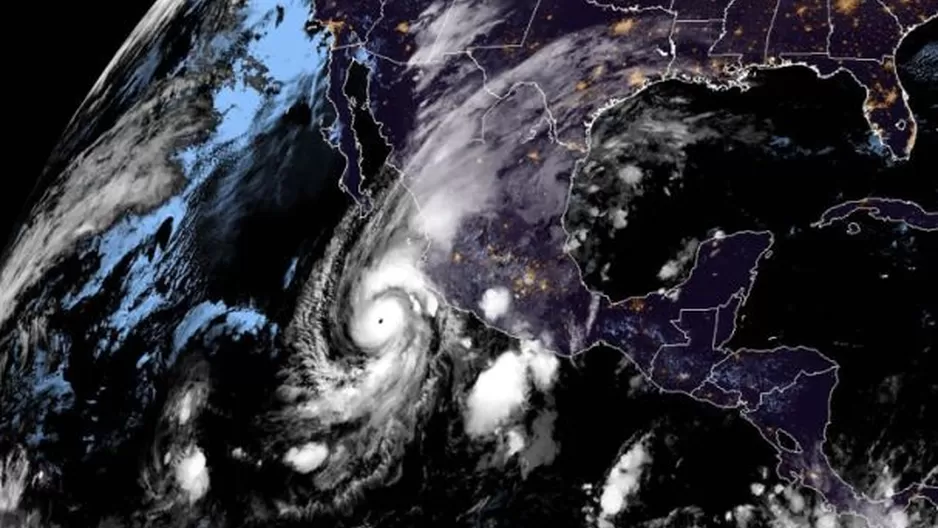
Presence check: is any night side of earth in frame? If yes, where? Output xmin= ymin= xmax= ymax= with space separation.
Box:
xmin=312 ymin=0 xmax=937 ymax=524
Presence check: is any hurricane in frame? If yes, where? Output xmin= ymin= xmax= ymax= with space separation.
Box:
xmin=268 ymin=180 xmax=451 ymax=518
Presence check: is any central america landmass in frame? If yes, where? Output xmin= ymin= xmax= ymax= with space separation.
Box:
xmin=309 ymin=0 xmax=938 ymax=525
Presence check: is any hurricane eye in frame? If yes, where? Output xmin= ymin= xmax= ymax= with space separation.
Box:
xmin=350 ymin=295 xmax=408 ymax=349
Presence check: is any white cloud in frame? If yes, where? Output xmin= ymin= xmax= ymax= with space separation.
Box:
xmin=407 ymin=0 xmax=505 ymax=69
xmin=815 ymin=511 xmax=837 ymax=528
xmin=465 ymin=351 xmax=529 ymax=437
xmin=479 ymin=287 xmax=512 ymax=321
xmin=658 ymin=261 xmax=681 ymax=280
xmin=885 ymin=509 xmax=909 ymax=528
xmin=598 ymin=437 xmax=651 ymax=523
xmin=521 ymin=339 xmax=560 ymax=392
xmin=505 ymin=428 xmax=525 ymax=457
xmin=348 ymin=246 xmax=436 ymax=349
xmin=521 ymin=410 xmax=559 ymax=476
xmin=0 ymin=447 xmax=29 ymax=512
xmin=351 ymin=295 xmax=409 ymax=349
xmin=464 ymin=339 xmax=562 ymax=438
xmin=284 ymin=442 xmax=329 ymax=474
xmin=610 ymin=209 xmax=629 ymax=230
xmin=175 ymin=446 xmax=209 ymax=503
xmin=178 ymin=390 xmax=195 ymax=425
xmin=618 ymin=165 xmax=644 ymax=185
xmin=0 ymin=56 xmax=210 ymax=328
xmin=872 ymin=464 xmax=900 ymax=500
xmin=657 ymin=238 xmax=699 ymax=281
xmin=784 ymin=486 xmax=806 ymax=514
xmin=734 ymin=505 xmax=757 ymax=527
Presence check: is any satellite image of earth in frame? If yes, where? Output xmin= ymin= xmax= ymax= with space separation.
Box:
xmin=1 ymin=0 xmax=936 ymax=526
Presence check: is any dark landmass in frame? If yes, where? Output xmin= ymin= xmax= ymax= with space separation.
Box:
xmin=728 ymin=210 xmax=938 ymax=498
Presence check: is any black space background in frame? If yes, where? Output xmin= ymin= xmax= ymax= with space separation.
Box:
xmin=4 ymin=1 xmax=154 ymax=245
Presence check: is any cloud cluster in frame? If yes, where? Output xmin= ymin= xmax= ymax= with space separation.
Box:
xmin=464 ymin=340 xmax=560 ymax=437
